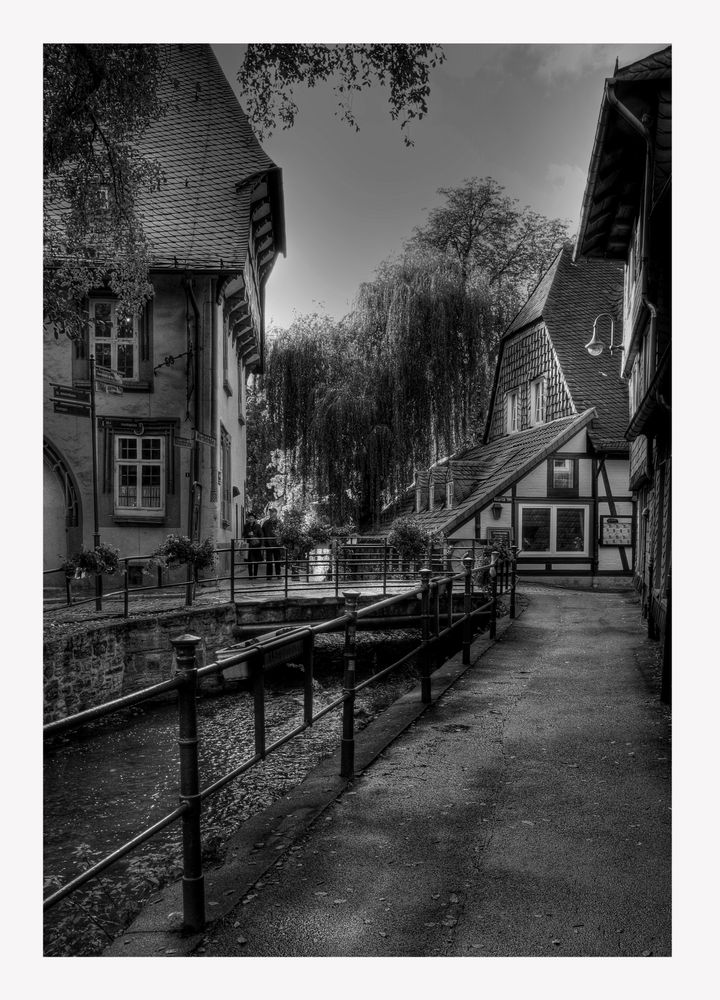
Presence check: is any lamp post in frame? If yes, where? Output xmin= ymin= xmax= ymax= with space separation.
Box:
xmin=585 ymin=313 xmax=623 ymax=357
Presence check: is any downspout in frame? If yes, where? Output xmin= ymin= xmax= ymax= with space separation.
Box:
xmin=209 ymin=279 xmax=218 ymax=509
xmin=183 ymin=277 xmax=202 ymax=536
xmin=606 ymin=81 xmax=659 ymax=379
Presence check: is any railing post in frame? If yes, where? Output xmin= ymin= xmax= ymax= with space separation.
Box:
xmin=489 ymin=550 xmax=499 ymax=640
xmin=123 ymin=560 xmax=129 ymax=618
xmin=303 ymin=631 xmax=315 ymax=726
xmin=420 ymin=568 xmax=432 ymax=703
xmin=462 ymin=554 xmax=473 ymax=665
xmin=95 ymin=571 xmax=103 ymax=613
xmin=171 ymin=633 xmax=205 ymax=934
xmin=66 ymin=574 xmax=72 ymax=607
xmin=382 ymin=538 xmax=388 ymax=596
xmin=334 ymin=542 xmax=340 ymax=599
xmin=252 ymin=649 xmax=266 ymax=759
xmin=185 ymin=562 xmax=193 ymax=607
xmin=341 ymin=591 xmax=360 ymax=778
xmin=446 ymin=576 xmax=454 ymax=653
xmin=230 ymin=538 xmax=236 ymax=603
xmin=284 ymin=547 xmax=289 ymax=599
xmin=510 ymin=545 xmax=518 ymax=619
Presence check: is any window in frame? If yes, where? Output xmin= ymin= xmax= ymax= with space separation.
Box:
xmin=115 ymin=436 xmax=165 ymax=514
xmin=91 ymin=299 xmax=138 ymax=380
xmin=428 ymin=481 xmax=435 ymax=511
xmin=548 ymin=457 xmax=579 ymax=496
xmin=506 ymin=389 xmax=519 ymax=434
xmin=415 ymin=488 xmax=422 ymax=513
xmin=530 ymin=377 xmax=546 ymax=425
xmin=519 ymin=505 xmax=587 ymax=554
xmin=446 ymin=480 xmax=454 ymax=510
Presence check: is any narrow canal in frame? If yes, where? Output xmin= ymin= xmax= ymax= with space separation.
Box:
xmin=43 ymin=632 xmax=421 ymax=956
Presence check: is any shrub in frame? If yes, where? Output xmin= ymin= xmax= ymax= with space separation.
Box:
xmin=387 ymin=516 xmax=434 ymax=560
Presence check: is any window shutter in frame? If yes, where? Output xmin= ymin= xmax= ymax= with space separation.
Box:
xmin=72 ymin=318 xmax=90 ymax=382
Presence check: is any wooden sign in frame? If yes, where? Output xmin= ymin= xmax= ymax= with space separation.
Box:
xmin=194 ymin=430 xmax=216 ymax=447
xmin=52 ymin=384 xmax=91 ymax=403
xmin=600 ymin=515 xmax=632 ymax=546
xmin=175 ymin=436 xmax=194 ymax=449
xmin=52 ymin=398 xmax=90 ymax=417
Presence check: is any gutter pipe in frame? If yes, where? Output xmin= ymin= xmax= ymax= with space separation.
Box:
xmin=606 ymin=80 xmax=659 ymax=379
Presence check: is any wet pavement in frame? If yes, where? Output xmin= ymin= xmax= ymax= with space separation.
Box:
xmin=107 ymin=586 xmax=672 ymax=960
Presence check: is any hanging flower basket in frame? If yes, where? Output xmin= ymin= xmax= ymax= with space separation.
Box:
xmin=62 ymin=543 xmax=120 ymax=578
xmin=146 ymin=535 xmax=217 ymax=574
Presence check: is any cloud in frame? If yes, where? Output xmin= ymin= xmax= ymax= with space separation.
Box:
xmin=534 ymin=43 xmax=659 ymax=82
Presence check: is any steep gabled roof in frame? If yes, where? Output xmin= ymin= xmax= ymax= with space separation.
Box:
xmin=484 ymin=244 xmax=626 ymax=448
xmin=382 ymin=412 xmax=594 ymax=537
xmin=137 ymin=44 xmax=285 ymax=271
xmin=543 ymin=248 xmax=627 ymax=446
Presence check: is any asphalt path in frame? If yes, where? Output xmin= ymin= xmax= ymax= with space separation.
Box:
xmin=198 ymin=587 xmax=671 ymax=958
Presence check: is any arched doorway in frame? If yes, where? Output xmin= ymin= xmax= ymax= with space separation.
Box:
xmin=43 ymin=440 xmax=81 ymax=572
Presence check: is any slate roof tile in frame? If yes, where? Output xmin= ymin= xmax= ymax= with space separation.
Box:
xmin=136 ymin=44 xmax=278 ymax=269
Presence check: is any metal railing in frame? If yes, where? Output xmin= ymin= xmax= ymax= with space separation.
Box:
xmin=43 ymin=538 xmax=499 ymax=618
xmin=43 ymin=549 xmax=517 ymax=933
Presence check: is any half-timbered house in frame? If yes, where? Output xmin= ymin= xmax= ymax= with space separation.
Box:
xmin=379 ymin=244 xmax=632 ymax=587
xmin=43 ymin=44 xmax=285 ymax=571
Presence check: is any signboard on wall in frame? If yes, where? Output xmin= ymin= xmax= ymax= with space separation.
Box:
xmin=487 ymin=527 xmax=513 ymax=547
xmin=600 ymin=515 xmax=632 ymax=546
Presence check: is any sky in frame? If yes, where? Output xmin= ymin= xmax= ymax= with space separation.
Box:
xmin=213 ymin=42 xmax=666 ymax=330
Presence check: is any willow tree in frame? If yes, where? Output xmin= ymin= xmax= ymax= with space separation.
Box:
xmin=256 ymin=179 xmax=570 ymax=527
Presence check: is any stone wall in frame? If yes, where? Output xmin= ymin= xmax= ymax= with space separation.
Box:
xmin=43 ymin=604 xmax=238 ymax=724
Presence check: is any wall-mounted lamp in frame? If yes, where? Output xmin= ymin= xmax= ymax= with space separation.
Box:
xmin=585 ymin=313 xmax=623 ymax=357
xmin=490 ymin=501 xmax=503 ymax=520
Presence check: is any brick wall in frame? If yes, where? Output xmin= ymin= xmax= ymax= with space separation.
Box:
xmin=43 ymin=605 xmax=238 ymax=724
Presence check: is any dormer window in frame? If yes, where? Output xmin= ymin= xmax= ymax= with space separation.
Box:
xmin=446 ymin=479 xmax=454 ymax=509
xmin=415 ymin=487 xmax=422 ymax=513
xmin=428 ymin=481 xmax=435 ymax=510
xmin=530 ymin=377 xmax=546 ymax=426
xmin=505 ymin=389 xmax=519 ymax=434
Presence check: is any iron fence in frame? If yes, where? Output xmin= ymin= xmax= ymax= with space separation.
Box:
xmin=43 ymin=549 xmax=518 ymax=934
xmin=43 ymin=538 xmax=500 ymax=617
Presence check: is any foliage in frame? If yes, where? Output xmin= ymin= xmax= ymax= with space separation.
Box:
xmin=262 ymin=179 xmax=569 ymax=527
xmin=147 ymin=534 xmax=216 ymax=572
xmin=278 ymin=506 xmax=332 ymax=561
xmin=44 ymin=44 xmax=167 ymax=339
xmin=238 ymin=44 xmax=445 ymax=146
xmin=44 ymin=44 xmax=445 ymax=339
xmin=408 ymin=176 xmax=570 ymax=298
xmin=62 ymin=543 xmax=120 ymax=577
xmin=387 ymin=516 xmax=434 ymax=560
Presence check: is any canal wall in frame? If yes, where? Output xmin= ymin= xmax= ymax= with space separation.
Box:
xmin=43 ymin=604 xmax=238 ymax=724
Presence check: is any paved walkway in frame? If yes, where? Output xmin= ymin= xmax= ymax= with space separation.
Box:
xmin=108 ymin=586 xmax=671 ymax=959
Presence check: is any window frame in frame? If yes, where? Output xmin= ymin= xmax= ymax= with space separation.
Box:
xmin=547 ymin=456 xmax=579 ymax=497
xmin=518 ymin=503 xmax=588 ymax=556
xmin=505 ymin=388 xmax=520 ymax=434
xmin=114 ymin=435 xmax=166 ymax=517
xmin=530 ymin=376 xmax=546 ymax=426
xmin=90 ymin=298 xmax=140 ymax=382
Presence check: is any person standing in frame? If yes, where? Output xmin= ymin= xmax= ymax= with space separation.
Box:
xmin=242 ymin=512 xmax=264 ymax=579
xmin=262 ymin=507 xmax=283 ymax=578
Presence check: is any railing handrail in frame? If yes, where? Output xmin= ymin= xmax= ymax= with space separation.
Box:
xmin=43 ymin=552 xmax=517 ymax=932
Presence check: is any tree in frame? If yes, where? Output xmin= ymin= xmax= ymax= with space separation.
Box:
xmin=408 ymin=176 xmax=569 ymax=297
xmin=262 ymin=179 xmax=570 ymax=527
xmin=239 ymin=44 xmax=445 ymax=146
xmin=44 ymin=43 xmax=445 ymax=338
xmin=44 ymin=44 xmax=167 ymax=339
